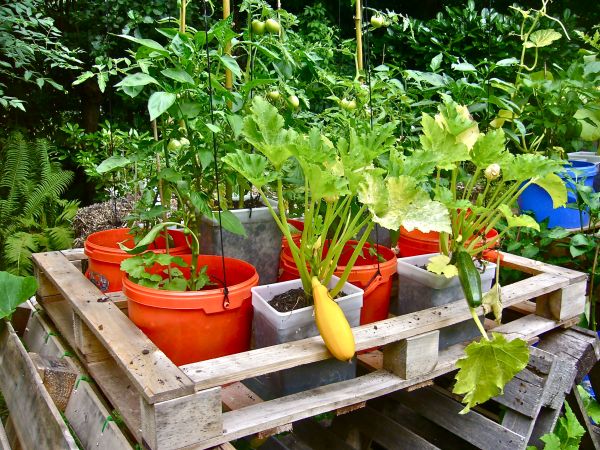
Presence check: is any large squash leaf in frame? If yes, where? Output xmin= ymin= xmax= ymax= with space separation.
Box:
xmin=453 ymin=333 xmax=529 ymax=413
xmin=0 ymin=271 xmax=37 ymax=319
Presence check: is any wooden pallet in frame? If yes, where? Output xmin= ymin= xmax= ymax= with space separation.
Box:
xmin=260 ymin=326 xmax=600 ymax=450
xmin=28 ymin=249 xmax=587 ymax=450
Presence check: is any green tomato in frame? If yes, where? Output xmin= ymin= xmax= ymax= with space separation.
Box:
xmin=251 ymin=19 xmax=265 ymax=35
xmin=346 ymin=99 xmax=357 ymax=110
xmin=265 ymin=18 xmax=281 ymax=34
xmin=339 ymin=98 xmax=349 ymax=109
xmin=267 ymin=90 xmax=281 ymax=101
xmin=167 ymin=139 xmax=181 ymax=152
xmin=288 ymin=95 xmax=300 ymax=109
xmin=370 ymin=16 xmax=384 ymax=28
xmin=179 ymin=137 xmax=190 ymax=147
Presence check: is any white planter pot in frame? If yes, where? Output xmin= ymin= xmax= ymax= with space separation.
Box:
xmin=247 ymin=276 xmax=363 ymax=398
xmin=392 ymin=253 xmax=497 ymax=349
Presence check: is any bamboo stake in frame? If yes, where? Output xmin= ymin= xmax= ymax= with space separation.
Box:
xmin=355 ymin=0 xmax=363 ymax=72
xmin=179 ymin=0 xmax=186 ymax=33
xmin=224 ymin=0 xmax=233 ymax=90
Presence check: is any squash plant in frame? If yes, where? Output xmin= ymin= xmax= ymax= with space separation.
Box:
xmin=412 ymin=95 xmax=568 ymax=413
xmin=223 ymin=95 xmax=451 ymax=297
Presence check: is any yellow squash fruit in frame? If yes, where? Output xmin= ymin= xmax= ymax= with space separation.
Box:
xmin=311 ymin=276 xmax=355 ymax=362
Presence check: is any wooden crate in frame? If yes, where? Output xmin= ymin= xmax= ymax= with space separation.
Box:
xmin=30 ymin=249 xmax=588 ymax=450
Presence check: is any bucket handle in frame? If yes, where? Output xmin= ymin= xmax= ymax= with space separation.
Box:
xmin=363 ymin=274 xmax=385 ymax=298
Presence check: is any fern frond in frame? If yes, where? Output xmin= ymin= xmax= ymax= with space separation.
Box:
xmin=23 ymin=169 xmax=73 ymax=219
xmin=55 ymin=199 xmax=79 ymax=224
xmin=3 ymin=231 xmax=38 ymax=275
xmin=31 ymin=138 xmax=52 ymax=182
xmin=45 ymin=226 xmax=74 ymax=251
xmin=0 ymin=132 xmax=30 ymax=191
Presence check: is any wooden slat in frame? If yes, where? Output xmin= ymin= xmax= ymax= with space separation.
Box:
xmin=0 ymin=420 xmax=10 ymax=450
xmin=498 ymin=252 xmax=586 ymax=282
xmin=192 ymin=313 xmax=573 ymax=448
xmin=183 ymin=272 xmax=569 ymax=390
xmin=86 ymin=359 xmax=142 ymax=442
xmin=332 ymin=407 xmax=440 ymax=450
xmin=32 ymin=251 xmax=193 ymax=404
xmin=393 ymin=387 xmax=526 ymax=450
xmin=0 ymin=321 xmax=79 ymax=450
xmin=23 ymin=303 xmax=134 ymax=449
xmin=36 ymin=294 xmax=77 ymax=348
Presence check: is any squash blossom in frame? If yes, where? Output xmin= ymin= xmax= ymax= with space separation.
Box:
xmin=484 ymin=163 xmax=501 ymax=181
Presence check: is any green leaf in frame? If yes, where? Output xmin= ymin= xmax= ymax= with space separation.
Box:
xmin=148 ymin=91 xmax=176 ymax=121
xmin=539 ymin=433 xmax=562 ymax=450
xmin=470 ymin=129 xmax=511 ymax=169
xmin=120 ymin=223 xmax=169 ymax=254
xmin=206 ymin=123 xmax=221 ymax=134
xmin=525 ymin=29 xmax=562 ymax=48
xmin=162 ymin=277 xmax=188 ymax=291
xmin=454 ymin=333 xmax=529 ymax=413
xmin=120 ymin=255 xmax=148 ymax=279
xmin=419 ymin=113 xmax=470 ymax=169
xmin=498 ymin=205 xmax=540 ymax=231
xmin=0 ymin=272 xmax=37 ymax=319
xmin=216 ymin=210 xmax=247 ymax=237
xmin=242 ymin=96 xmax=297 ymax=170
xmin=115 ymin=72 xmax=158 ymax=88
xmin=430 ymin=53 xmax=443 ymax=71
xmin=503 ymin=154 xmax=564 ymax=182
xmin=161 ymin=68 xmax=194 ymax=85
xmin=96 ymin=155 xmax=131 ymax=174
xmin=118 ymin=35 xmax=168 ymax=54
xmin=426 ymin=255 xmax=458 ymax=278
xmin=452 ymin=62 xmax=477 ymax=72
xmin=577 ymin=385 xmax=600 ymax=423
xmin=531 ymin=173 xmax=568 ymax=209
xmin=222 ymin=150 xmax=278 ymax=188
xmin=218 ymin=54 xmax=242 ymax=80
xmin=574 ymin=108 xmax=600 ymax=141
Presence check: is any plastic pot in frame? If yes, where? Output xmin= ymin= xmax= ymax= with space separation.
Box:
xmin=200 ymin=200 xmax=281 ymax=285
xmin=122 ymin=254 xmax=259 ymax=366
xmin=397 ymin=227 xmax=499 ymax=258
xmin=278 ymin=241 xmax=397 ymax=325
xmin=247 ymin=276 xmax=363 ymax=398
xmin=392 ymin=253 xmax=496 ymax=349
xmin=84 ymin=228 xmax=189 ymax=293
xmin=518 ymin=160 xmax=598 ymax=229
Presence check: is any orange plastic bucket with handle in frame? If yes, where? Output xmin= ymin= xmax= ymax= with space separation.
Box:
xmin=398 ymin=227 xmax=499 ymax=257
xmin=122 ymin=254 xmax=259 ymax=366
xmin=84 ymin=228 xmax=190 ymax=293
xmin=279 ymin=240 xmax=397 ymax=325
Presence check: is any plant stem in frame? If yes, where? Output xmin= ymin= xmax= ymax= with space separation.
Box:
xmin=470 ymin=307 xmax=489 ymax=341
xmin=590 ymin=241 xmax=599 ymax=331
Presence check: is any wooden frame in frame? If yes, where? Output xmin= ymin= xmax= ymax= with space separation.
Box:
xmin=29 ymin=249 xmax=587 ymax=449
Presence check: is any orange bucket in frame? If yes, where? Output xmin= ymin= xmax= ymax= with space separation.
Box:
xmin=122 ymin=254 xmax=259 ymax=365
xmin=279 ymin=240 xmax=397 ymax=325
xmin=84 ymin=228 xmax=190 ymax=293
xmin=398 ymin=227 xmax=499 ymax=257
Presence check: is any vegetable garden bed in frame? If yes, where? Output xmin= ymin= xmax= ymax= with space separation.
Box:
xmin=19 ymin=248 xmax=589 ymax=449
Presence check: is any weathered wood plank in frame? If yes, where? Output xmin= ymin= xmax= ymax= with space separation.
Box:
xmin=36 ymin=294 xmax=77 ymax=349
xmin=498 ymin=252 xmax=587 ymax=282
xmin=332 ymin=406 xmax=440 ymax=450
xmin=183 ymin=272 xmax=569 ymax=390
xmin=32 ymin=251 xmax=193 ymax=404
xmin=0 ymin=321 xmax=79 ymax=450
xmin=536 ymin=281 xmax=587 ymax=321
xmin=393 ymin=387 xmax=526 ymax=450
xmin=65 ymin=381 xmax=134 ymax=450
xmin=29 ymin=352 xmax=78 ymax=411
xmin=141 ymin=388 xmax=222 ymax=450
xmin=0 ymin=419 xmax=10 ymax=450
xmin=383 ymin=330 xmax=439 ymax=379
xmin=23 ymin=305 xmax=134 ymax=449
xmin=86 ymin=359 xmax=143 ymax=442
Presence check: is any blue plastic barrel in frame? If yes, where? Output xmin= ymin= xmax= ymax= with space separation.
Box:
xmin=518 ymin=160 xmax=598 ymax=229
